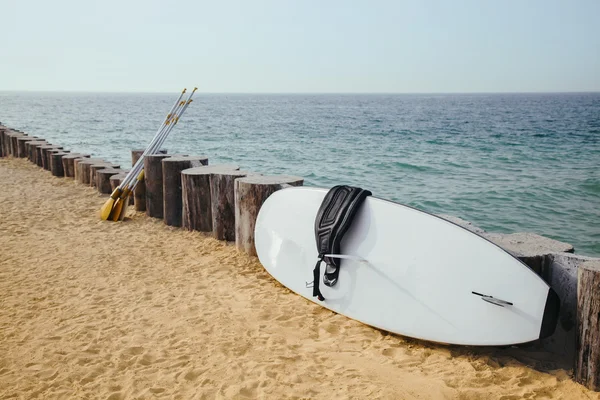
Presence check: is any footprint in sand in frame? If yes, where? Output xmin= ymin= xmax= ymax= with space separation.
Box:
xmin=323 ymin=322 xmax=341 ymax=335
xmin=381 ymin=347 xmax=399 ymax=357
xmin=137 ymin=353 xmax=155 ymax=366
xmin=125 ymin=346 xmax=144 ymax=356
xmin=25 ymin=363 xmax=43 ymax=370
xmin=184 ymin=368 xmax=208 ymax=381
xmin=36 ymin=369 xmax=58 ymax=381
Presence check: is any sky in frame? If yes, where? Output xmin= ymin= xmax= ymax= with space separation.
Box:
xmin=0 ymin=0 xmax=598 ymax=93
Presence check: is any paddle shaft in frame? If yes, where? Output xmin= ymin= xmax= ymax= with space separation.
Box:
xmin=121 ymin=97 xmax=191 ymax=191
xmin=119 ymin=101 xmax=185 ymax=189
xmin=118 ymin=90 xmax=195 ymax=190
xmin=125 ymin=99 xmax=194 ymax=193
xmin=117 ymin=89 xmax=189 ymax=190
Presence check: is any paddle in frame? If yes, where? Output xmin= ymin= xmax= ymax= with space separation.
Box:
xmin=100 ymin=89 xmax=187 ymax=220
xmin=117 ymin=88 xmax=194 ymax=191
xmin=105 ymin=88 xmax=197 ymax=221
xmin=111 ymin=95 xmax=195 ymax=221
xmin=107 ymin=101 xmax=186 ymax=220
xmin=113 ymin=97 xmax=195 ymax=221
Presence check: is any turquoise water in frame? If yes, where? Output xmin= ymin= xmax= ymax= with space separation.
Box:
xmin=1 ymin=92 xmax=599 ymax=257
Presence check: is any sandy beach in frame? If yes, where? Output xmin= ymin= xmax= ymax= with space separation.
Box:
xmin=0 ymin=157 xmax=597 ymax=400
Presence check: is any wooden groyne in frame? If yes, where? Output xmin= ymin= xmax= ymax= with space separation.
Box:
xmin=1 ymin=121 xmax=600 ymax=391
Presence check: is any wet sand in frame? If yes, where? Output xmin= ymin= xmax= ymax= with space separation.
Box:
xmin=0 ymin=157 xmax=597 ymax=399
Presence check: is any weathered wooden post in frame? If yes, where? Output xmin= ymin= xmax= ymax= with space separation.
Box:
xmin=62 ymin=154 xmax=91 ymax=178
xmin=1 ymin=128 xmax=13 ymax=157
xmin=42 ymin=147 xmax=59 ymax=170
xmin=0 ymin=129 xmax=5 ymax=157
xmin=34 ymin=143 xmax=52 ymax=166
xmin=75 ymin=158 xmax=106 ymax=184
xmin=211 ymin=170 xmax=256 ymax=241
xmin=27 ymin=141 xmax=48 ymax=164
xmin=16 ymin=136 xmax=38 ymax=158
xmin=90 ymin=163 xmax=119 ymax=188
xmin=131 ymin=149 xmax=167 ymax=212
xmin=39 ymin=145 xmax=62 ymax=169
xmin=575 ymin=260 xmax=600 ymax=391
xmin=110 ymin=172 xmax=127 ymax=191
xmin=3 ymin=130 xmax=19 ymax=157
xmin=2 ymin=131 xmax=16 ymax=156
xmin=0 ymin=128 xmax=5 ymax=157
xmin=25 ymin=138 xmax=47 ymax=162
xmin=46 ymin=149 xmax=68 ymax=171
xmin=181 ymin=164 xmax=234 ymax=231
xmin=50 ymin=152 xmax=69 ymax=177
xmin=35 ymin=145 xmax=44 ymax=166
xmin=144 ymin=153 xmax=176 ymax=219
xmin=235 ymin=175 xmax=304 ymax=256
xmin=9 ymin=131 xmax=25 ymax=156
xmin=180 ymin=165 xmax=240 ymax=232
xmin=2 ymin=129 xmax=9 ymax=156
xmin=162 ymin=156 xmax=209 ymax=227
xmin=97 ymin=168 xmax=123 ymax=194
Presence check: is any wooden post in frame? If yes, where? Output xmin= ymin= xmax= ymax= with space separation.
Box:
xmin=162 ymin=156 xmax=209 ymax=227
xmin=132 ymin=149 xmax=167 ymax=212
xmin=2 ymin=131 xmax=18 ymax=156
xmin=17 ymin=136 xmax=38 ymax=158
xmin=90 ymin=163 xmax=120 ymax=188
xmin=211 ymin=170 xmax=256 ymax=241
xmin=27 ymin=141 xmax=48 ymax=164
xmin=35 ymin=145 xmax=44 ymax=166
xmin=144 ymin=154 xmax=172 ymax=219
xmin=35 ymin=143 xmax=52 ymax=166
xmin=0 ymin=128 xmax=5 ymax=157
xmin=181 ymin=164 xmax=240 ymax=232
xmin=39 ymin=145 xmax=62 ymax=169
xmin=2 ymin=130 xmax=9 ymax=156
xmin=39 ymin=145 xmax=61 ymax=169
xmin=46 ymin=149 xmax=68 ymax=171
xmin=235 ymin=175 xmax=304 ymax=256
xmin=110 ymin=173 xmax=126 ymax=191
xmin=96 ymin=168 xmax=123 ymax=194
xmin=47 ymin=148 xmax=65 ymax=170
xmin=3 ymin=130 xmax=18 ymax=157
xmin=575 ymin=260 xmax=600 ymax=391
xmin=50 ymin=152 xmax=69 ymax=177
xmin=75 ymin=158 xmax=106 ymax=184
xmin=62 ymin=154 xmax=91 ymax=178
xmin=9 ymin=132 xmax=25 ymax=156
xmin=1 ymin=129 xmax=13 ymax=158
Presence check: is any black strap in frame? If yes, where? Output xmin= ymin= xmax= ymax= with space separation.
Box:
xmin=312 ymin=185 xmax=371 ymax=301
xmin=312 ymin=255 xmax=325 ymax=301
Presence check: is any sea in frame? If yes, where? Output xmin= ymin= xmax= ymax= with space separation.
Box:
xmin=1 ymin=92 xmax=599 ymax=257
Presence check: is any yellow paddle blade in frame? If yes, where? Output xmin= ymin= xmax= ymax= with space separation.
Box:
xmin=118 ymin=195 xmax=131 ymax=221
xmin=100 ymin=188 xmax=122 ymax=220
xmin=110 ymin=197 xmax=124 ymax=222
xmin=111 ymin=188 xmax=131 ymax=221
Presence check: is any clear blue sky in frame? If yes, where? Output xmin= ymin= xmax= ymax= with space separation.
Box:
xmin=1 ymin=0 xmax=598 ymax=93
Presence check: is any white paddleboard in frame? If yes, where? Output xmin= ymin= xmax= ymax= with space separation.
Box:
xmin=255 ymin=187 xmax=559 ymax=346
